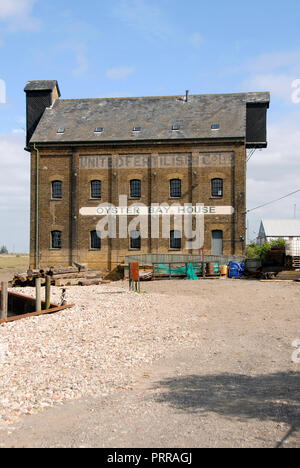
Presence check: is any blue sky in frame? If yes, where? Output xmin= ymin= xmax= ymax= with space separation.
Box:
xmin=0 ymin=0 xmax=300 ymax=251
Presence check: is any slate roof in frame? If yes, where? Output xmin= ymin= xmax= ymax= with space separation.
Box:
xmin=260 ymin=219 xmax=300 ymax=237
xmin=24 ymin=80 xmax=60 ymax=94
xmin=30 ymin=91 xmax=270 ymax=144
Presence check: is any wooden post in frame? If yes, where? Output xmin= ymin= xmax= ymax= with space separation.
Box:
xmin=35 ymin=278 xmax=41 ymax=312
xmin=45 ymin=276 xmax=51 ymax=310
xmin=0 ymin=282 xmax=8 ymax=320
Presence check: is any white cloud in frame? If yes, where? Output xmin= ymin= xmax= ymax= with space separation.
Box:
xmin=0 ymin=0 xmax=34 ymax=19
xmin=106 ymin=66 xmax=135 ymax=80
xmin=243 ymin=73 xmax=296 ymax=102
xmin=111 ymin=0 xmax=172 ymax=41
xmin=246 ymin=110 xmax=300 ymax=240
xmin=243 ymin=52 xmax=300 ymax=74
xmin=189 ymin=32 xmax=204 ymax=48
xmin=0 ymin=0 xmax=39 ymax=31
xmin=0 ymin=133 xmax=30 ymax=252
xmin=72 ymin=44 xmax=88 ymax=77
xmin=240 ymin=51 xmax=300 ymax=103
xmin=58 ymin=41 xmax=89 ymax=78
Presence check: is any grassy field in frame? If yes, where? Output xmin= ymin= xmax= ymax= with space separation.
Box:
xmin=0 ymin=255 xmax=29 ymax=282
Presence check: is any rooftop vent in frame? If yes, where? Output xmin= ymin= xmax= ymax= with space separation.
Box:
xmin=57 ymin=128 xmax=65 ymax=134
xmin=94 ymin=127 xmax=103 ymax=133
xmin=133 ymin=126 xmax=141 ymax=132
xmin=211 ymin=124 xmax=220 ymax=130
xmin=172 ymin=124 xmax=180 ymax=131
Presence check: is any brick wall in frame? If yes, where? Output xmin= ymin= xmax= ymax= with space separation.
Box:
xmin=29 ymin=142 xmax=246 ymax=270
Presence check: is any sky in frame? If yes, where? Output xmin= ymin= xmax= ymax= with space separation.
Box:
xmin=0 ymin=0 xmax=300 ymax=251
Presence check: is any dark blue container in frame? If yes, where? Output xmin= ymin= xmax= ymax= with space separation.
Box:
xmin=229 ymin=261 xmax=245 ymax=278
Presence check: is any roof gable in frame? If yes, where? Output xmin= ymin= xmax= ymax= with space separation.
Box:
xmin=24 ymin=80 xmax=60 ymax=95
xmin=261 ymin=219 xmax=300 ymax=237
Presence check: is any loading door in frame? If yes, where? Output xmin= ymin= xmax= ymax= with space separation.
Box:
xmin=212 ymin=230 xmax=223 ymax=256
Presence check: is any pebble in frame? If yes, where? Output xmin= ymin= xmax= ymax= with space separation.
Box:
xmin=0 ymin=284 xmax=200 ymax=425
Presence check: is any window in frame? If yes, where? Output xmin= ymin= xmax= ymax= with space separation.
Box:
xmin=133 ymin=126 xmax=141 ymax=132
xmin=172 ymin=124 xmax=180 ymax=131
xmin=94 ymin=127 xmax=103 ymax=133
xmin=211 ymin=178 xmax=223 ymax=198
xmin=170 ymin=230 xmax=182 ymax=250
xmin=91 ymin=180 xmax=101 ymax=199
xmin=130 ymin=230 xmax=141 ymax=250
xmin=52 ymin=181 xmax=62 ymax=199
xmin=170 ymin=179 xmax=182 ymax=198
xmin=130 ymin=179 xmax=141 ymax=198
xmin=57 ymin=128 xmax=65 ymax=134
xmin=51 ymin=231 xmax=62 ymax=249
xmin=90 ymin=230 xmax=101 ymax=250
xmin=211 ymin=124 xmax=220 ymax=130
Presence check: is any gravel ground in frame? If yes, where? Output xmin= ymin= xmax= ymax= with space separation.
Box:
xmin=0 ymin=283 xmax=202 ymax=427
xmin=0 ymin=279 xmax=299 ymax=447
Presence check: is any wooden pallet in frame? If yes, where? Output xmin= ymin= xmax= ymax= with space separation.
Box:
xmin=277 ymin=270 xmax=300 ymax=280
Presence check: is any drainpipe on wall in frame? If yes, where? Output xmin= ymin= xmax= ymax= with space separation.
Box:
xmin=34 ymin=143 xmax=40 ymax=269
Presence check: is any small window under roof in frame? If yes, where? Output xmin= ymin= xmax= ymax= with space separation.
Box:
xmin=211 ymin=124 xmax=220 ymax=130
xmin=133 ymin=126 xmax=141 ymax=132
xmin=57 ymin=128 xmax=65 ymax=134
xmin=172 ymin=124 xmax=180 ymax=131
xmin=94 ymin=127 xmax=103 ymax=133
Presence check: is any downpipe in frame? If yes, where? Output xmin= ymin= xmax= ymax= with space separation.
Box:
xmin=34 ymin=143 xmax=39 ymax=269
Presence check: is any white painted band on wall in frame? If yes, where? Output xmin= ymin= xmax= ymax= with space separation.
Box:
xmin=79 ymin=205 xmax=235 ymax=217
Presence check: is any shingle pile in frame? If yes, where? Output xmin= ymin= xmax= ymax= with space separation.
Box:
xmin=0 ymin=284 xmax=201 ymax=426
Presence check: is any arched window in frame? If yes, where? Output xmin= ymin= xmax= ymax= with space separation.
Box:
xmin=51 ymin=231 xmax=62 ymax=249
xmin=130 ymin=179 xmax=141 ymax=198
xmin=170 ymin=230 xmax=182 ymax=249
xmin=130 ymin=230 xmax=141 ymax=250
xmin=211 ymin=178 xmax=223 ymax=197
xmin=52 ymin=181 xmax=62 ymax=199
xmin=91 ymin=180 xmax=101 ymax=199
xmin=170 ymin=179 xmax=182 ymax=198
xmin=90 ymin=230 xmax=101 ymax=250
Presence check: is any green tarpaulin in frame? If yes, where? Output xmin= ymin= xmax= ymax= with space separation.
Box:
xmin=153 ymin=263 xmax=200 ymax=280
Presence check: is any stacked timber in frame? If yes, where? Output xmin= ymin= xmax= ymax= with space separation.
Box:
xmin=276 ymin=270 xmax=300 ymax=281
xmin=13 ymin=270 xmax=45 ymax=287
xmin=12 ymin=264 xmax=104 ymax=287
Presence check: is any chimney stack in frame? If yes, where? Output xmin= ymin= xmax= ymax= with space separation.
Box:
xmin=24 ymin=80 xmax=60 ymax=148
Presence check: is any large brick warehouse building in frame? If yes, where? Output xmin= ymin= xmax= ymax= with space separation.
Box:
xmin=25 ymin=80 xmax=269 ymax=271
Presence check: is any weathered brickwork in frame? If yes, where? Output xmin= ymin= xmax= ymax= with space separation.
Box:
xmin=29 ymin=142 xmax=246 ymax=270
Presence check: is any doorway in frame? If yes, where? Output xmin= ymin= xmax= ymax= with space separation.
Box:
xmin=212 ymin=230 xmax=223 ymax=255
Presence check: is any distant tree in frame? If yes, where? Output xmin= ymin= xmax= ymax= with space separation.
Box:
xmin=246 ymin=238 xmax=286 ymax=261
xmin=270 ymin=238 xmax=286 ymax=249
xmin=0 ymin=245 xmax=8 ymax=254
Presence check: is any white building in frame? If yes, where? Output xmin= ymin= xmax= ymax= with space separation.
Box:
xmin=257 ymin=219 xmax=300 ymax=256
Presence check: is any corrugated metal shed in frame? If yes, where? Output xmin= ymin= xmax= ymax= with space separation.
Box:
xmin=260 ymin=219 xmax=300 ymax=237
